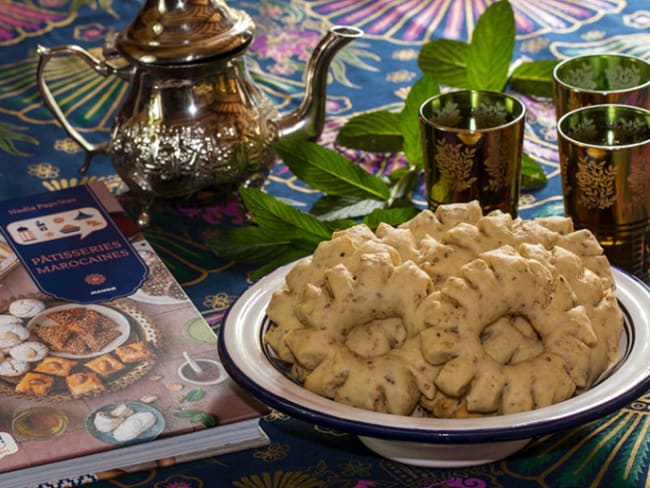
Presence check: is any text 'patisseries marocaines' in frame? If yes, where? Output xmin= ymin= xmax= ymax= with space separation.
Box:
xmin=30 ymin=241 xmax=130 ymax=274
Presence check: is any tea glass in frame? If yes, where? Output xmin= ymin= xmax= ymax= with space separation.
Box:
xmin=419 ymin=90 xmax=526 ymax=217
xmin=553 ymin=54 xmax=650 ymax=119
xmin=557 ymin=104 xmax=650 ymax=284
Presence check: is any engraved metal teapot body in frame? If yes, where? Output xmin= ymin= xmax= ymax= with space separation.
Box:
xmin=36 ymin=0 xmax=362 ymax=226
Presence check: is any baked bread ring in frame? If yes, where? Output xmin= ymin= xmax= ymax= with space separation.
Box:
xmin=264 ymin=202 xmax=623 ymax=417
xmin=419 ymin=246 xmax=598 ymax=414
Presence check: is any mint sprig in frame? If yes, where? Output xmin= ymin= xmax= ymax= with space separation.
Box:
xmin=417 ymin=1 xmax=557 ymax=98
xmin=207 ymin=185 xmax=357 ymax=279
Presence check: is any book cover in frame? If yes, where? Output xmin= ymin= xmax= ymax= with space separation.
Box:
xmin=0 ymin=183 xmax=268 ymax=488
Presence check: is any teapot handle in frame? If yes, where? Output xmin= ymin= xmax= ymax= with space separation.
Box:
xmin=36 ymin=44 xmax=125 ymax=174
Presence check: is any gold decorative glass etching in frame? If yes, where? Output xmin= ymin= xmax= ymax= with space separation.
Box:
xmin=557 ymin=104 xmax=650 ymax=284
xmin=553 ymin=54 xmax=650 ymax=119
xmin=419 ymin=90 xmax=526 ymax=217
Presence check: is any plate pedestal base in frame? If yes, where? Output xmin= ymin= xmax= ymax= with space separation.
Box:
xmin=358 ymin=436 xmax=531 ymax=467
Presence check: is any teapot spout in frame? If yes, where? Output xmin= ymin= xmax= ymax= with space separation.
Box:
xmin=277 ymin=25 xmax=363 ymax=141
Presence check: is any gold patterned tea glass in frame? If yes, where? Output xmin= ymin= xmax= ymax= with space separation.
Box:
xmin=557 ymin=104 xmax=650 ymax=284
xmin=553 ymin=54 xmax=650 ymax=119
xmin=419 ymin=90 xmax=526 ymax=217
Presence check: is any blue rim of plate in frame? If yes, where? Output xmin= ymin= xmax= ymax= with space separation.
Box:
xmin=219 ymin=264 xmax=650 ymax=444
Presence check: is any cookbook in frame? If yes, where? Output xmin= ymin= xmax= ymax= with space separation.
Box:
xmin=0 ymin=183 xmax=269 ymax=488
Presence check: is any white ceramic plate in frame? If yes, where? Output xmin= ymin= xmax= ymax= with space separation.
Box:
xmin=219 ymin=264 xmax=650 ymax=467
xmin=28 ymin=303 xmax=130 ymax=359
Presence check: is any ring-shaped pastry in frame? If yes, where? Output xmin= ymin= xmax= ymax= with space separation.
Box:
xmin=419 ymin=246 xmax=599 ymax=415
xmin=264 ymin=202 xmax=623 ymax=418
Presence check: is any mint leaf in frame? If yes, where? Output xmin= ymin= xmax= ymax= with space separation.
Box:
xmin=174 ymin=409 xmax=202 ymax=418
xmin=363 ymin=207 xmax=420 ymax=229
xmin=184 ymin=389 xmax=206 ymax=402
xmin=311 ymin=195 xmax=386 ymax=220
xmin=207 ymin=189 xmax=354 ymax=270
xmin=191 ymin=412 xmax=217 ymax=428
xmin=387 ymin=167 xmax=420 ymax=201
xmin=418 ymin=39 xmax=469 ymax=87
xmin=249 ymin=249 xmax=315 ymax=280
xmin=207 ymin=226 xmax=301 ymax=262
xmin=510 ymin=60 xmax=559 ymax=98
xmin=240 ymin=187 xmax=332 ymax=243
xmin=399 ymin=75 xmax=439 ymax=169
xmin=275 ymin=140 xmax=390 ymax=201
xmin=521 ymin=153 xmax=548 ymax=190
xmin=466 ymin=0 xmax=515 ymax=91
xmin=335 ymin=111 xmax=403 ymax=152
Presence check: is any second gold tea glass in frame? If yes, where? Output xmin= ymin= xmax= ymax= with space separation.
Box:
xmin=557 ymin=104 xmax=650 ymax=284
xmin=553 ymin=54 xmax=649 ymax=119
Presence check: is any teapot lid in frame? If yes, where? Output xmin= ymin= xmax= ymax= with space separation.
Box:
xmin=116 ymin=0 xmax=254 ymax=65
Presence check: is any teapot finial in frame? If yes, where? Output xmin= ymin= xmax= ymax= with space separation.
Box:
xmin=116 ymin=0 xmax=255 ymax=64
xmin=277 ymin=25 xmax=363 ymax=141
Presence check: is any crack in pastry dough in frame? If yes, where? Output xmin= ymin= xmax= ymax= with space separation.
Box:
xmin=264 ymin=202 xmax=624 ymax=418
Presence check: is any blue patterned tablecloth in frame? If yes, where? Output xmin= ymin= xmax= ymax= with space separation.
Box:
xmin=0 ymin=1 xmax=649 ymax=487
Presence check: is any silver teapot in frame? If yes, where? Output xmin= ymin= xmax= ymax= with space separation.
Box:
xmin=36 ymin=0 xmax=362 ymax=226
